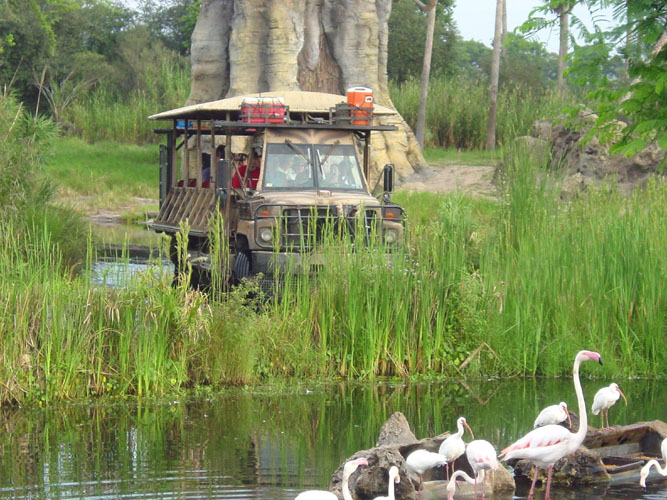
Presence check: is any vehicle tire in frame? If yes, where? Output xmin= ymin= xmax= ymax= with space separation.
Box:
xmin=232 ymin=252 xmax=251 ymax=284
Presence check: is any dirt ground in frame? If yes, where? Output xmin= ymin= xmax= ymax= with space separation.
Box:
xmin=397 ymin=163 xmax=497 ymax=198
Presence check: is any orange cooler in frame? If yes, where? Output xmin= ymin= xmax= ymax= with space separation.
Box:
xmin=346 ymin=87 xmax=373 ymax=125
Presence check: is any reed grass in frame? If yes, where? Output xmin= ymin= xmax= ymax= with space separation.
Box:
xmin=390 ymin=77 xmax=568 ymax=150
xmin=0 ymin=133 xmax=664 ymax=405
xmin=64 ymin=51 xmax=190 ymax=144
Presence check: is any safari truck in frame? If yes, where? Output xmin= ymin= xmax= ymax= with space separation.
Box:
xmin=149 ymin=90 xmax=405 ymax=283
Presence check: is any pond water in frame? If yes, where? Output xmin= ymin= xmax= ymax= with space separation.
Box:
xmin=0 ymin=378 xmax=664 ymax=500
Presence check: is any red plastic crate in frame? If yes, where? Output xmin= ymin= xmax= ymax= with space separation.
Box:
xmin=241 ymin=97 xmax=287 ymax=124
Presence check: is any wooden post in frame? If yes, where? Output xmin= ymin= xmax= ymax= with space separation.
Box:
xmin=363 ymin=132 xmax=371 ymax=180
xmin=183 ymin=120 xmax=189 ymax=185
xmin=211 ymin=120 xmax=217 ymax=189
xmin=195 ymin=120 xmax=202 ymax=187
xmin=224 ymin=112 xmax=232 ymax=237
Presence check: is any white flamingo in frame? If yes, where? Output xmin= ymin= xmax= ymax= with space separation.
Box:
xmin=465 ymin=439 xmax=499 ymax=500
xmin=591 ymin=382 xmax=627 ymax=429
xmin=405 ymin=449 xmax=447 ymax=492
xmin=295 ymin=457 xmax=368 ymax=500
xmin=372 ymin=465 xmax=400 ymax=500
xmin=446 ymin=469 xmax=484 ymax=500
xmin=439 ymin=417 xmax=475 ymax=479
xmin=534 ymin=402 xmax=571 ymax=428
xmin=500 ymin=350 xmax=602 ymax=500
xmin=639 ymin=437 xmax=667 ymax=494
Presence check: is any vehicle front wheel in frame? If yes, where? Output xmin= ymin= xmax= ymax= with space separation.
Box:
xmin=232 ymin=252 xmax=251 ymax=284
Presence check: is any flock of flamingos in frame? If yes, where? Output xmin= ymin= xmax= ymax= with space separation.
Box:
xmin=295 ymin=350 xmax=667 ymax=500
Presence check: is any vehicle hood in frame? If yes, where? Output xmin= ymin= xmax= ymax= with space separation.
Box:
xmin=255 ymin=190 xmax=382 ymax=207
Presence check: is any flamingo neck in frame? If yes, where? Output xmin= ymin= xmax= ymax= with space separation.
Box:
xmin=450 ymin=469 xmax=478 ymax=486
xmin=341 ymin=475 xmax=353 ymax=500
xmin=645 ymin=459 xmax=667 ymax=476
xmin=573 ymin=356 xmax=588 ymax=444
xmin=387 ymin=474 xmax=396 ymax=500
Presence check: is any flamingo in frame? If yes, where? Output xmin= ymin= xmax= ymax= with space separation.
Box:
xmin=372 ymin=465 xmax=400 ymax=500
xmin=445 ymin=469 xmax=484 ymax=500
xmin=639 ymin=437 xmax=667 ymax=494
xmin=295 ymin=457 xmax=368 ymax=500
xmin=500 ymin=350 xmax=602 ymax=500
xmin=438 ymin=416 xmax=475 ymax=479
xmin=465 ymin=439 xmax=499 ymax=500
xmin=591 ymin=382 xmax=627 ymax=429
xmin=534 ymin=402 xmax=572 ymax=429
xmin=405 ymin=449 xmax=447 ymax=492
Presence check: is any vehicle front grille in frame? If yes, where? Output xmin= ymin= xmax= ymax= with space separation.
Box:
xmin=256 ymin=205 xmax=382 ymax=250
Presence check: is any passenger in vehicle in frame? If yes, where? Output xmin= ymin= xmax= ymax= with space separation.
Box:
xmin=232 ymin=153 xmax=260 ymax=190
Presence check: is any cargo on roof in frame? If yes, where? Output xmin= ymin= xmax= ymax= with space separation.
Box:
xmin=149 ymin=90 xmax=397 ymax=121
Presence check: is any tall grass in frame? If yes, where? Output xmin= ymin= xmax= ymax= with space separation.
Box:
xmin=64 ymin=51 xmax=190 ymax=144
xmin=1 ymin=111 xmax=664 ymax=405
xmin=390 ymin=76 xmax=568 ymax=150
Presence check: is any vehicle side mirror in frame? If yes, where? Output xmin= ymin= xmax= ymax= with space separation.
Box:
xmin=383 ymin=164 xmax=394 ymax=193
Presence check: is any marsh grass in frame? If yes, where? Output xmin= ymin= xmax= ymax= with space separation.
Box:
xmin=0 ymin=136 xmax=664 ymax=405
xmin=64 ymin=51 xmax=190 ymax=144
xmin=390 ymin=77 xmax=568 ymax=149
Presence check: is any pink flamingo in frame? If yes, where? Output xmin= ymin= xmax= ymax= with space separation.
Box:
xmin=372 ymin=465 xmax=400 ymax=500
xmin=295 ymin=457 xmax=368 ymax=500
xmin=465 ymin=439 xmax=499 ymax=500
xmin=639 ymin=437 xmax=667 ymax=496
xmin=500 ymin=350 xmax=602 ymax=500
xmin=445 ymin=469 xmax=483 ymax=500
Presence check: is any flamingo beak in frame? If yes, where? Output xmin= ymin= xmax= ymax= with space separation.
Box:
xmin=464 ymin=422 xmax=475 ymax=440
xmin=617 ymin=387 xmax=628 ymax=406
xmin=395 ymin=474 xmax=401 ymax=484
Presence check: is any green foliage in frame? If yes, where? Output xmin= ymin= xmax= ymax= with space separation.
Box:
xmin=0 ymin=0 xmax=135 ymax=110
xmin=522 ymin=0 xmax=666 ymax=155
xmin=387 ymin=0 xmax=458 ymax=82
xmin=136 ymin=0 xmax=201 ymax=55
xmin=390 ymin=76 xmax=568 ymax=149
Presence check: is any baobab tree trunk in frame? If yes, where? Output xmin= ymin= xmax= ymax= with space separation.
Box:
xmin=415 ymin=0 xmax=437 ymax=149
xmin=187 ymin=0 xmax=427 ymax=181
xmin=486 ymin=0 xmax=503 ymax=150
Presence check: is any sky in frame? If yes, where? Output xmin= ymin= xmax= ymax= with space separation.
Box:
xmin=118 ymin=0 xmax=615 ymax=55
xmin=453 ymin=0 xmax=616 ymax=54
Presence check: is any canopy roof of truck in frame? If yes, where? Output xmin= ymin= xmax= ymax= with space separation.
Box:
xmin=149 ymin=90 xmax=397 ymax=121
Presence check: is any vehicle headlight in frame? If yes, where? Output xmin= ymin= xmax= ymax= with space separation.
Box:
xmin=384 ymin=228 xmax=398 ymax=244
xmin=259 ymin=227 xmax=274 ymax=243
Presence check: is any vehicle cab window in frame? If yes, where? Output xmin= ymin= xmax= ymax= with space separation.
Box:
xmin=263 ymin=144 xmax=314 ymax=189
xmin=316 ymin=144 xmax=364 ymax=190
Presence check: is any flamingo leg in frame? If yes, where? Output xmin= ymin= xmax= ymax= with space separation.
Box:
xmin=473 ymin=474 xmax=478 ymax=500
xmin=527 ymin=466 xmax=540 ymax=500
xmin=446 ymin=463 xmax=450 ymax=481
xmin=418 ymin=474 xmax=423 ymax=492
xmin=545 ymin=465 xmax=554 ymax=500
xmin=481 ymin=470 xmax=487 ymax=500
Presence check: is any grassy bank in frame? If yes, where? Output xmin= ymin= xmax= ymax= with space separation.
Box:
xmin=45 ymin=137 xmax=157 ymax=212
xmin=1 ymin=151 xmax=665 ymax=405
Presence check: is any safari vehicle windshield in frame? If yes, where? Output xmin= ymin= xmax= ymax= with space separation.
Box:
xmin=262 ymin=143 xmax=364 ymax=190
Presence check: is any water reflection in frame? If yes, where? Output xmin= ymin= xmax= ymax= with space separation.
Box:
xmin=0 ymin=379 xmax=663 ymax=499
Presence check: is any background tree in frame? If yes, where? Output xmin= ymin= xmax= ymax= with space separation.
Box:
xmin=486 ymin=0 xmax=503 ymax=150
xmin=386 ymin=0 xmax=457 ymax=83
xmin=187 ymin=0 xmax=429 ymax=178
xmin=135 ymin=0 xmax=200 ymax=55
xmin=414 ymin=0 xmax=437 ymax=149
